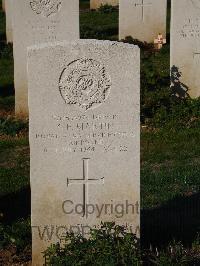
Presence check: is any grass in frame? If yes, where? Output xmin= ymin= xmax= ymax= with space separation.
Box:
xmin=141 ymin=128 xmax=200 ymax=209
xmin=0 ymin=96 xmax=14 ymax=113
xmin=80 ymin=6 xmax=118 ymax=40
xmin=0 ymin=56 xmax=14 ymax=88
xmin=0 ymin=0 xmax=14 ymax=97
xmin=141 ymin=128 xmax=200 ymax=164
xmin=0 ymin=137 xmax=29 ymax=197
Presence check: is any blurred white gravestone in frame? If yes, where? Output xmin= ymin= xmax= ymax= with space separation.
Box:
xmin=119 ymin=0 xmax=167 ymax=43
xmin=90 ymin=0 xmax=119 ymax=9
xmin=12 ymin=0 xmax=79 ymax=117
xmin=171 ymin=0 xmax=200 ymax=98
xmin=5 ymin=0 xmax=13 ymax=43
xmin=28 ymin=40 xmax=140 ymax=265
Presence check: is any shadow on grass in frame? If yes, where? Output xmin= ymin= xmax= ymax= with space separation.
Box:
xmin=0 ymin=84 xmax=14 ymax=97
xmin=1 ymin=186 xmax=200 ymax=249
xmin=171 ymin=65 xmax=189 ymax=99
xmin=141 ymin=192 xmax=200 ymax=248
xmin=0 ymin=186 xmax=30 ymax=225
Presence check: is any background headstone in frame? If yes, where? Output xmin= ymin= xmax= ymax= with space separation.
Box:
xmin=12 ymin=0 xmax=79 ymax=117
xmin=90 ymin=0 xmax=119 ymax=9
xmin=171 ymin=0 xmax=200 ymax=98
xmin=119 ymin=0 xmax=167 ymax=43
xmin=28 ymin=40 xmax=140 ymax=265
xmin=5 ymin=0 xmax=13 ymax=43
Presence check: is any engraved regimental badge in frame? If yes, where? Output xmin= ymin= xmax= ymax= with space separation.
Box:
xmin=59 ymin=59 xmax=111 ymax=111
xmin=30 ymin=0 xmax=61 ymax=17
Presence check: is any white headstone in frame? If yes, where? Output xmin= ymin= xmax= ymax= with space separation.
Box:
xmin=28 ymin=40 xmax=140 ymax=265
xmin=171 ymin=0 xmax=200 ymax=98
xmin=119 ymin=0 xmax=167 ymax=43
xmin=12 ymin=0 xmax=79 ymax=117
xmin=90 ymin=0 xmax=119 ymax=9
xmin=5 ymin=0 xmax=13 ymax=43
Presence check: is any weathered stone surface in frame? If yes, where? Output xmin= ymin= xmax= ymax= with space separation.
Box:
xmin=90 ymin=0 xmax=119 ymax=9
xmin=28 ymin=40 xmax=140 ymax=265
xmin=171 ymin=0 xmax=200 ymax=98
xmin=5 ymin=0 xmax=13 ymax=43
xmin=12 ymin=0 xmax=79 ymax=117
xmin=119 ymin=0 xmax=167 ymax=43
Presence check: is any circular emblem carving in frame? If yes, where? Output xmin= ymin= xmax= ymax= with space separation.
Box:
xmin=30 ymin=0 xmax=61 ymax=17
xmin=59 ymin=59 xmax=111 ymax=111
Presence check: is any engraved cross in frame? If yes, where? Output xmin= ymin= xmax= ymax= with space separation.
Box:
xmin=67 ymin=158 xmax=104 ymax=218
xmin=134 ymin=0 xmax=152 ymax=22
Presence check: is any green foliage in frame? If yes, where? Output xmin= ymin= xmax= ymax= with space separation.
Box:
xmin=148 ymin=240 xmax=200 ymax=265
xmin=0 ymin=19 xmax=14 ymax=90
xmin=121 ymin=36 xmax=154 ymax=50
xmin=0 ymin=218 xmax=31 ymax=251
xmin=0 ymin=117 xmax=28 ymax=136
xmin=0 ymin=8 xmax=5 ymax=40
xmin=141 ymin=128 xmax=200 ymax=164
xmin=0 ymin=96 xmax=14 ymax=111
xmin=140 ymin=45 xmax=171 ymax=125
xmin=152 ymin=98 xmax=200 ymax=129
xmin=0 ymin=45 xmax=14 ymax=91
xmin=0 ymin=137 xmax=29 ymax=196
xmin=0 ymin=167 xmax=29 ymax=197
xmin=142 ymin=162 xmax=200 ymax=208
xmin=0 ymin=136 xmax=28 ymax=150
xmin=0 ymin=223 xmax=7 ymax=249
xmin=123 ymin=36 xmax=200 ymax=129
xmin=121 ymin=37 xmax=171 ymax=124
xmin=0 ymin=42 xmax=13 ymax=59
xmin=44 ymin=222 xmax=141 ymax=266
xmin=80 ymin=8 xmax=118 ymax=40
xmin=98 ymin=4 xmax=118 ymax=13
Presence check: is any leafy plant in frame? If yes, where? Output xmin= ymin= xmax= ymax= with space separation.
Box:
xmin=0 ymin=42 xmax=13 ymax=59
xmin=122 ymin=36 xmax=200 ymax=129
xmin=121 ymin=36 xmax=154 ymax=50
xmin=98 ymin=4 xmax=118 ymax=14
xmin=44 ymin=222 xmax=141 ymax=266
xmin=0 ymin=223 xmax=9 ymax=249
xmin=0 ymin=218 xmax=31 ymax=251
xmin=0 ymin=117 xmax=28 ymax=136
xmin=146 ymin=240 xmax=200 ymax=265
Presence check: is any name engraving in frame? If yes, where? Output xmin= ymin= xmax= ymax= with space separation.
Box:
xmin=35 ymin=113 xmax=134 ymax=154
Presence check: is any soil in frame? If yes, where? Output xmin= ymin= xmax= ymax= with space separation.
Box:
xmin=0 ymin=245 xmax=31 ymax=265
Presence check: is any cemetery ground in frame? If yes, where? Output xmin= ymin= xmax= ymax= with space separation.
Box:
xmin=0 ymin=1 xmax=200 ymax=264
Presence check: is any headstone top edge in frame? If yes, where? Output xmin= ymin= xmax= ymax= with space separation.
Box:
xmin=27 ymin=39 xmax=140 ymax=55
